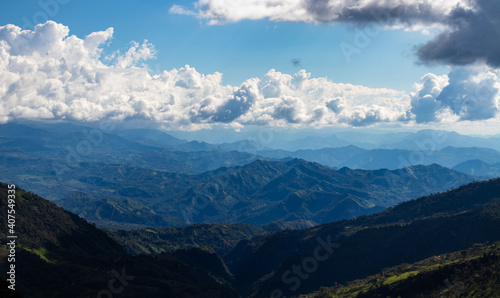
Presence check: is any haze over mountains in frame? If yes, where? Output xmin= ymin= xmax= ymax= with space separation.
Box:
xmin=1 ymin=122 xmax=495 ymax=230
xmin=1 ymin=121 xmax=499 ymax=297
xmin=2 ymin=123 xmax=500 ymax=173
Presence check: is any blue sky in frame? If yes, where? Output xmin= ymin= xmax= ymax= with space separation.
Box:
xmin=0 ymin=0 xmax=499 ymax=133
xmin=0 ymin=0 xmax=448 ymax=90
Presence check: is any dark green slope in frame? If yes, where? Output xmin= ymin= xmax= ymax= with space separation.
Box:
xmin=106 ymin=223 xmax=267 ymax=256
xmin=106 ymin=220 xmax=317 ymax=257
xmin=0 ymin=278 xmax=24 ymax=297
xmin=220 ymin=178 xmax=500 ymax=296
xmin=57 ymin=191 xmax=183 ymax=229
xmin=258 ymin=203 xmax=500 ymax=296
xmin=300 ymin=241 xmax=500 ymax=298
xmin=0 ymin=183 xmax=238 ymax=298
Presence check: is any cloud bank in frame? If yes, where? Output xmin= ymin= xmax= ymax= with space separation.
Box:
xmin=172 ymin=0 xmax=469 ymax=25
xmin=171 ymin=0 xmax=500 ymax=68
xmin=0 ymin=21 xmax=498 ymax=129
xmin=411 ymin=66 xmax=500 ymax=123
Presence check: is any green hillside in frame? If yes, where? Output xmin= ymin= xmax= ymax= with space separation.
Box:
xmin=220 ymin=178 xmax=500 ymax=296
xmin=300 ymin=241 xmax=500 ymax=297
xmin=106 ymin=223 xmax=266 ymax=256
xmin=0 ymin=183 xmax=238 ymax=297
xmin=106 ymin=220 xmax=316 ymax=256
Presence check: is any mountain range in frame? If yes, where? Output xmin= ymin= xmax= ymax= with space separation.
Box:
xmin=45 ymin=159 xmax=475 ymax=228
xmin=2 ymin=177 xmax=500 ymax=297
xmin=225 ymin=177 xmax=500 ymax=296
xmin=3 ymin=122 xmax=494 ymax=230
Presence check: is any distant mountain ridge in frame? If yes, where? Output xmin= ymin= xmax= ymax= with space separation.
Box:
xmin=164 ymin=159 xmax=475 ymax=226
xmin=0 ymin=122 xmax=491 ymax=230
xmin=0 ymin=127 xmax=477 ymax=229
xmin=2 ymin=123 xmax=499 ymax=177
xmin=453 ymin=159 xmax=500 ymax=178
xmin=279 ymin=129 xmax=500 ymax=151
xmin=259 ymin=146 xmax=500 ymax=170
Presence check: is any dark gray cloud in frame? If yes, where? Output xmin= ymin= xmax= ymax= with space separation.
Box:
xmin=174 ymin=0 xmax=500 ymax=67
xmin=417 ymin=0 xmax=500 ymax=67
xmin=303 ymin=0 xmax=500 ymax=67
xmin=212 ymin=81 xmax=258 ymax=123
xmin=302 ymin=0 xmax=443 ymax=25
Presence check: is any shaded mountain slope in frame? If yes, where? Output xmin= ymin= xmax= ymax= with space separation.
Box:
xmin=0 ymin=183 xmax=238 ymax=298
xmin=57 ymin=191 xmax=183 ymax=229
xmin=107 ymin=223 xmax=267 ymax=256
xmin=219 ymin=178 xmax=500 ymax=296
xmin=256 ymin=203 xmax=500 ymax=296
xmin=300 ymin=241 xmax=500 ymax=298
xmin=106 ymin=220 xmax=317 ymax=257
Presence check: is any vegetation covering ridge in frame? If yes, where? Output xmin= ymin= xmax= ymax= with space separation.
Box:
xmin=106 ymin=220 xmax=317 ymax=256
xmin=0 ymin=182 xmax=239 ymax=297
xmin=299 ymin=241 xmax=500 ymax=297
xmin=220 ymin=178 xmax=500 ymax=296
xmin=0 ymin=177 xmax=499 ymax=297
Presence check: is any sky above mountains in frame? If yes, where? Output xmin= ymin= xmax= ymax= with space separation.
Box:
xmin=0 ymin=0 xmax=499 ymax=133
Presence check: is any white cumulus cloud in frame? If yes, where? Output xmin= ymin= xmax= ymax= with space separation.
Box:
xmin=1 ymin=21 xmax=498 ymax=129
xmin=410 ymin=66 xmax=500 ymax=123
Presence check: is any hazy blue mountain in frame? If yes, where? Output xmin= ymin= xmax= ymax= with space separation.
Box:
xmin=0 ymin=123 xmax=52 ymax=138
xmin=258 ymin=145 xmax=500 ymax=170
xmin=258 ymin=146 xmax=366 ymax=167
xmin=216 ymin=139 xmax=271 ymax=153
xmin=259 ymin=129 xmax=498 ymax=151
xmin=341 ymin=146 xmax=500 ymax=170
xmin=334 ymin=131 xmax=413 ymax=147
xmin=453 ymin=159 xmax=500 ymax=178
xmin=282 ymin=131 xmax=417 ymax=150
xmin=3 ymin=123 xmax=499 ymax=173
xmin=0 ymin=122 xmax=490 ymax=230
xmin=114 ymin=128 xmax=188 ymax=147
xmin=381 ymin=129 xmax=500 ymax=151
xmin=0 ymin=137 xmax=52 ymax=152
xmin=281 ymin=134 xmax=352 ymax=150
xmin=0 ymin=151 xmax=475 ymax=229
xmin=173 ymin=140 xmax=218 ymax=151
